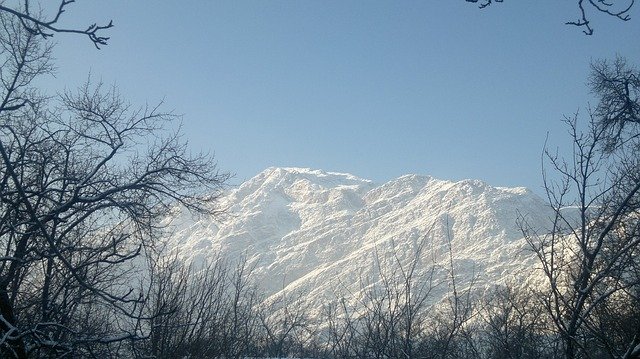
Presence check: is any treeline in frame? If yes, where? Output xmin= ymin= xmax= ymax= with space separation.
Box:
xmin=138 ymin=237 xmax=635 ymax=359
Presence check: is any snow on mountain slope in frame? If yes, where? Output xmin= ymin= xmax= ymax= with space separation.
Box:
xmin=165 ymin=167 xmax=553 ymax=307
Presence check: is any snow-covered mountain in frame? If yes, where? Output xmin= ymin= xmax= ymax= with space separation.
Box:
xmin=165 ymin=167 xmax=552 ymax=307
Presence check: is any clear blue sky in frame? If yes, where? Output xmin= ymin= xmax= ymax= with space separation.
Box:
xmin=39 ymin=1 xmax=640 ymax=193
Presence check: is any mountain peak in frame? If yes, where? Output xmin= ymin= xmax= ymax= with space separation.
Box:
xmin=262 ymin=166 xmax=371 ymax=183
xmin=238 ymin=167 xmax=374 ymax=195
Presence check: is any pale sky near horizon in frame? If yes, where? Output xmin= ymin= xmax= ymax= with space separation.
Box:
xmin=38 ymin=1 xmax=640 ymax=194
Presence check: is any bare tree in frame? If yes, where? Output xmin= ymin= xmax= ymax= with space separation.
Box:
xmin=221 ymin=255 xmax=261 ymax=359
xmin=418 ymin=221 xmax=478 ymax=359
xmin=478 ymin=283 xmax=557 ymax=359
xmin=589 ymin=57 xmax=640 ymax=150
xmin=146 ymin=253 xmax=225 ymax=358
xmin=465 ymin=0 xmax=635 ymax=35
xmin=360 ymin=234 xmax=439 ymax=359
xmin=318 ymin=233 xmax=438 ymax=359
xmin=521 ymin=58 xmax=640 ymax=359
xmin=320 ymin=298 xmax=359 ymax=358
xmin=257 ymin=286 xmax=312 ymax=358
xmin=0 ymin=9 xmax=228 ymax=358
xmin=144 ymin=253 xmax=261 ymax=359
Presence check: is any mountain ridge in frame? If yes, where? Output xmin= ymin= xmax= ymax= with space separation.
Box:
xmin=166 ymin=167 xmax=551 ymax=306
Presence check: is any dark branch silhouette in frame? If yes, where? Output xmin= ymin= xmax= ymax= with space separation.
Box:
xmin=465 ymin=0 xmax=503 ymax=10
xmin=466 ymin=0 xmax=635 ymax=35
xmin=0 ymin=0 xmax=112 ymax=48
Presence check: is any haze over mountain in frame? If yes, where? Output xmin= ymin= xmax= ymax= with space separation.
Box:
xmin=165 ymin=167 xmax=554 ymax=308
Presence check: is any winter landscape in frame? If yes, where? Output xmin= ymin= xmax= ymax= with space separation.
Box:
xmin=1 ymin=1 xmax=640 ymax=358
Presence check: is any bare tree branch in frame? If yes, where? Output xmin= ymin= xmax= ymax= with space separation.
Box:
xmin=467 ymin=0 xmax=635 ymax=35
xmin=0 ymin=1 xmax=112 ymax=48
